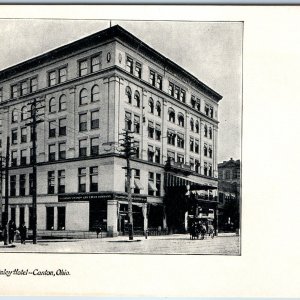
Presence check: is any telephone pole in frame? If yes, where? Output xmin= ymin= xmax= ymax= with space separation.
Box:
xmin=4 ymin=137 xmax=10 ymax=245
xmin=26 ymin=97 xmax=44 ymax=244
xmin=119 ymin=129 xmax=137 ymax=240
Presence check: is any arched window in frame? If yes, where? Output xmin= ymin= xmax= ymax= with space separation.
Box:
xmin=148 ymin=98 xmax=154 ymax=114
xmin=204 ymin=125 xmax=208 ymax=137
xmin=190 ymin=118 xmax=194 ymax=131
xmin=156 ymin=101 xmax=161 ymax=117
xmin=178 ymin=113 xmax=184 ymax=127
xmin=49 ymin=97 xmax=56 ymax=113
xmin=59 ymin=94 xmax=67 ymax=111
xmin=209 ymin=127 xmax=212 ymax=139
xmin=79 ymin=88 xmax=88 ymax=105
xmin=204 ymin=144 xmax=208 ymax=156
xmin=12 ymin=109 xmax=18 ymax=123
xmin=134 ymin=91 xmax=140 ymax=108
xmin=126 ymin=86 xmax=132 ymax=104
xmin=91 ymin=85 xmax=100 ymax=102
xmin=195 ymin=120 xmax=199 ymax=133
xmin=21 ymin=106 xmax=27 ymax=121
xmin=168 ymin=108 xmax=175 ymax=123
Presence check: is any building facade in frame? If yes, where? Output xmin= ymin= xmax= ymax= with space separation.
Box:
xmin=0 ymin=25 xmax=222 ymax=237
xmin=218 ymin=158 xmax=241 ymax=231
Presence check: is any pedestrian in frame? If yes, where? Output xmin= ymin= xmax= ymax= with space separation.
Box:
xmin=8 ymin=220 xmax=16 ymax=244
xmin=96 ymin=227 xmax=102 ymax=238
xmin=19 ymin=222 xmax=27 ymax=244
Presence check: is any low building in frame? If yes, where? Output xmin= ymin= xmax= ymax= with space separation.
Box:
xmin=0 ymin=25 xmax=222 ymax=237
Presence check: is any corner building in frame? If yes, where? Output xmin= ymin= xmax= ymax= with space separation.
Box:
xmin=0 ymin=25 xmax=222 ymax=237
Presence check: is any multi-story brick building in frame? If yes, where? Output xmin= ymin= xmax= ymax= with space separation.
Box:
xmin=0 ymin=25 xmax=222 ymax=237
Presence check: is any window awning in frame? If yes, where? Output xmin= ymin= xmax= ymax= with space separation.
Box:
xmin=134 ymin=179 xmax=144 ymax=190
xmin=148 ymin=181 xmax=158 ymax=192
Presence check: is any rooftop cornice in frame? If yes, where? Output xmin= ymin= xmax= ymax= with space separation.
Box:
xmin=0 ymin=25 xmax=222 ymax=102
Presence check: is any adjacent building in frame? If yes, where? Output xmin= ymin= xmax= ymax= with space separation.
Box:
xmin=0 ymin=25 xmax=222 ymax=237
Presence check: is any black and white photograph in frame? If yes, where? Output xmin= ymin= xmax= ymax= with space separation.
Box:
xmin=0 ymin=19 xmax=242 ymax=255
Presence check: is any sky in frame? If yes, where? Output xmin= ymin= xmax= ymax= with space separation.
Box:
xmin=0 ymin=19 xmax=242 ymax=163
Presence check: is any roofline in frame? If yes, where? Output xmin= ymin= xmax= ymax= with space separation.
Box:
xmin=0 ymin=24 xmax=223 ymax=101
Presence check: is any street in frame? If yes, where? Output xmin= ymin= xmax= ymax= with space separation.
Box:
xmin=0 ymin=233 xmax=240 ymax=255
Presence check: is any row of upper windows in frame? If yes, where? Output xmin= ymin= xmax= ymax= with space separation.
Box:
xmin=125 ymin=56 xmax=216 ymax=119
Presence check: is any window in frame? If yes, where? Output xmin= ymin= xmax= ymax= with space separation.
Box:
xmin=191 ymin=96 xmax=196 ymax=109
xmin=150 ymin=70 xmax=155 ymax=86
xmin=148 ymin=145 xmax=154 ymax=162
xmin=210 ymin=107 xmax=214 ymax=118
xmin=90 ymin=166 xmax=98 ymax=192
xmin=126 ymin=57 xmax=133 ymax=74
xmin=11 ymin=150 xmax=17 ymax=167
xmin=58 ymin=67 xmax=67 ymax=83
xmin=91 ymin=85 xmax=100 ymax=102
xmin=209 ymin=127 xmax=213 ymax=139
xmin=91 ymin=137 xmax=99 ymax=156
xmin=178 ymin=114 xmax=184 ymax=127
xmin=79 ymin=60 xmax=88 ymax=76
xmin=49 ymin=121 xmax=56 ymax=138
xmin=133 ymin=169 xmax=141 ymax=194
xmin=78 ymin=168 xmax=86 ymax=192
xmin=149 ymin=98 xmax=154 ymax=114
xmin=57 ymin=207 xmax=66 ymax=230
xmin=195 ymin=121 xmax=199 ymax=133
xmin=168 ymin=108 xmax=175 ymax=123
xmin=167 ymin=151 xmax=175 ymax=162
xmin=19 ymin=174 xmax=26 ymax=196
xmin=30 ymin=148 xmax=33 ymax=164
xmin=174 ymin=86 xmax=180 ymax=100
xmin=190 ymin=118 xmax=194 ymax=131
xmin=20 ymin=81 xmax=27 ymax=96
xmin=209 ymin=146 xmax=213 ymax=158
xmin=12 ymin=129 xmax=18 ymax=144
xmin=125 ymin=86 xmax=132 ymax=104
xmin=134 ymin=91 xmax=140 ymax=107
xmin=208 ymin=164 xmax=212 ymax=177
xmin=10 ymin=175 xmax=16 ymax=196
xmin=49 ymin=98 xmax=56 ymax=113
xmin=156 ymin=101 xmax=161 ymax=117
xmin=91 ymin=55 xmax=101 ymax=72
xmin=79 ymin=113 xmax=87 ymax=132
xmin=0 ymin=88 xmax=2 ymax=103
xmin=29 ymin=174 xmax=33 ymax=195
xmin=204 ymin=125 xmax=208 ymax=137
xmin=156 ymin=75 xmax=162 ymax=90
xmin=232 ymin=169 xmax=238 ymax=179
xmin=79 ymin=88 xmax=88 ymax=105
xmin=204 ymin=144 xmax=208 ymax=156
xmin=79 ymin=139 xmax=87 ymax=157
xmin=125 ymin=111 xmax=132 ymax=131
xmin=12 ymin=109 xmax=18 ymax=123
xmin=156 ymin=174 xmax=161 ymax=196
xmin=167 ymin=130 xmax=176 ymax=146
xmin=47 ymin=171 xmax=55 ymax=195
xmin=155 ymin=147 xmax=160 ymax=164
xmin=225 ymin=170 xmax=231 ymax=179
xmin=155 ymin=123 xmax=161 ymax=141
xmin=46 ymin=207 xmax=54 ymax=230
xmin=91 ymin=110 xmax=100 ymax=129
xmin=58 ymin=170 xmax=65 ymax=193
xmin=11 ymin=85 xmax=18 ymax=98
xmin=148 ymin=121 xmax=154 ymax=138
xmin=168 ymin=83 xmax=174 ymax=96
xmin=148 ymin=172 xmax=155 ymax=196
xmin=134 ymin=115 xmax=140 ymax=134
xmin=177 ymin=154 xmax=184 ymax=163
xmin=135 ymin=62 xmax=142 ymax=78
xmin=59 ymin=94 xmax=67 ymax=111
xmin=205 ymin=104 xmax=210 ymax=116
xmin=190 ymin=138 xmax=194 ymax=152
xmin=204 ymin=163 xmax=208 ymax=176
xmin=21 ymin=106 xmax=27 ymax=121
xmin=21 ymin=127 xmax=27 ymax=143
xmin=177 ymin=133 xmax=184 ymax=149
xmin=20 ymin=149 xmax=27 ymax=165
xmin=59 ymin=142 xmax=66 ymax=160
xmin=48 ymin=71 xmax=56 ymax=86
xmin=190 ymin=157 xmax=195 ymax=171
xmin=195 ymin=139 xmax=199 ymax=154
xmin=30 ymin=77 xmax=38 ymax=93
xmin=180 ymin=89 xmax=186 ymax=103
xmin=19 ymin=207 xmax=25 ymax=225
xmin=48 ymin=144 xmax=56 ymax=162
xmin=219 ymin=171 xmax=223 ymax=180
xmin=59 ymin=118 xmax=66 ymax=136
xmin=133 ymin=140 xmax=140 ymax=159
xmin=195 ymin=160 xmax=200 ymax=173
xmin=196 ymin=98 xmax=200 ymax=111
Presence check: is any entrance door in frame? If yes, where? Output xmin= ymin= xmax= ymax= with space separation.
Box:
xmin=46 ymin=207 xmax=54 ymax=230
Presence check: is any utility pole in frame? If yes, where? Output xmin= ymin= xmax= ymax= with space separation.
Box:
xmin=4 ymin=137 xmax=10 ymax=245
xmin=27 ymin=97 xmax=44 ymax=244
xmin=0 ymin=156 xmax=4 ymax=228
xmin=119 ymin=129 xmax=137 ymax=240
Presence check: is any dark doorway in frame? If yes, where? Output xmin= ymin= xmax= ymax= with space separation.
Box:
xmin=57 ymin=207 xmax=66 ymax=230
xmin=89 ymin=200 xmax=107 ymax=231
xmin=46 ymin=207 xmax=54 ymax=230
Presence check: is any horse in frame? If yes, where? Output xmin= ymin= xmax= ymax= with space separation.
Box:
xmin=200 ymin=224 xmax=207 ymax=240
xmin=189 ymin=223 xmax=199 ymax=240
